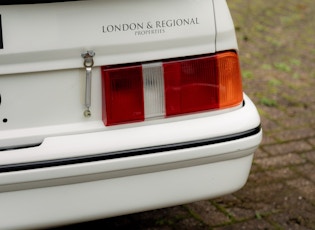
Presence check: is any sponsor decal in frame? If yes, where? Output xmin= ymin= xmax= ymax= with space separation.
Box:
xmin=0 ymin=15 xmax=3 ymax=49
xmin=102 ymin=17 xmax=200 ymax=36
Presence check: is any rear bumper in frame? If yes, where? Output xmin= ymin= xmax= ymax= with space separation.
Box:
xmin=0 ymin=94 xmax=262 ymax=228
xmin=0 ymin=126 xmax=260 ymax=174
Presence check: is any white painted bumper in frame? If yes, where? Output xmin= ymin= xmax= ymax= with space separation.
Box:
xmin=0 ymin=95 xmax=262 ymax=229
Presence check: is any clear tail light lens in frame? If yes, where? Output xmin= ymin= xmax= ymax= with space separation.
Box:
xmin=102 ymin=51 xmax=243 ymax=126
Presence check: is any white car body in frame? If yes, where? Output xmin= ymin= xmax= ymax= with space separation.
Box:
xmin=0 ymin=0 xmax=262 ymax=228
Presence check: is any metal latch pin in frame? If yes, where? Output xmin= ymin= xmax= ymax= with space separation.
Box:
xmin=81 ymin=50 xmax=95 ymax=117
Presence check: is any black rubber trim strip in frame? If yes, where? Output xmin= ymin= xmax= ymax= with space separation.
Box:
xmin=0 ymin=0 xmax=79 ymax=5
xmin=0 ymin=15 xmax=3 ymax=49
xmin=0 ymin=125 xmax=261 ymax=173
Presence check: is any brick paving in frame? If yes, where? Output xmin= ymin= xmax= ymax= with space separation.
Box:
xmin=57 ymin=0 xmax=315 ymax=229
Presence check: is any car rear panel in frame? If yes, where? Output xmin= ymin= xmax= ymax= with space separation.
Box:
xmin=0 ymin=0 xmax=218 ymax=149
xmin=0 ymin=0 xmax=216 ymax=75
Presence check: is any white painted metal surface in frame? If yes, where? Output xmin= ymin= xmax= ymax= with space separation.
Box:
xmin=0 ymin=0 xmax=216 ymax=75
xmin=0 ymin=0 xmax=262 ymax=228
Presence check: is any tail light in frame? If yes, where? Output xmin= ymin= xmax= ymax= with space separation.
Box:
xmin=101 ymin=51 xmax=243 ymax=126
xmin=102 ymin=65 xmax=144 ymax=125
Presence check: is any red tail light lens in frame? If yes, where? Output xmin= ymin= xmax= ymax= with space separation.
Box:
xmin=102 ymin=65 xmax=144 ymax=126
xmin=102 ymin=51 xmax=243 ymax=126
xmin=163 ymin=56 xmax=219 ymax=116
